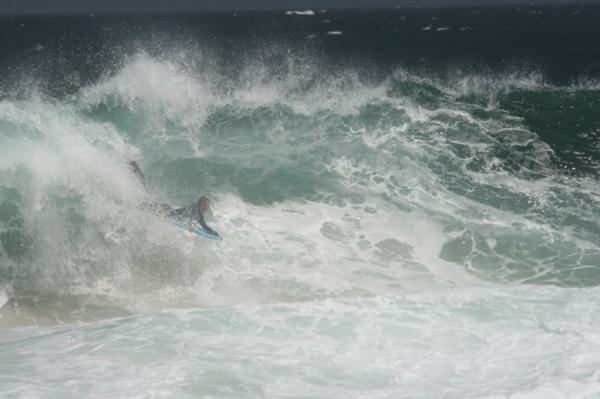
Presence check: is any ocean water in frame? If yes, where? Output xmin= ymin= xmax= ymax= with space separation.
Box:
xmin=1 ymin=5 xmax=600 ymax=398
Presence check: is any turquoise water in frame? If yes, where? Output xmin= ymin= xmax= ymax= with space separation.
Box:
xmin=1 ymin=6 xmax=600 ymax=398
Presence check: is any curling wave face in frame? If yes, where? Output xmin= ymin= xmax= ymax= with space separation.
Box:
xmin=0 ymin=50 xmax=599 ymax=327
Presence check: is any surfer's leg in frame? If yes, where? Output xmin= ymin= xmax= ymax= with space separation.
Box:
xmin=127 ymin=161 xmax=146 ymax=189
xmin=156 ymin=203 xmax=177 ymax=216
xmin=164 ymin=205 xmax=188 ymax=218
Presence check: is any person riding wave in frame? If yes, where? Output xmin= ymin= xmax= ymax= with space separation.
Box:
xmin=128 ymin=161 xmax=218 ymax=237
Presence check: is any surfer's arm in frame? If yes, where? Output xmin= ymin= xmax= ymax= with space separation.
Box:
xmin=197 ymin=213 xmax=217 ymax=236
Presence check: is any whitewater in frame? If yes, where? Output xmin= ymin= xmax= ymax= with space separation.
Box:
xmin=1 ymin=6 xmax=600 ymax=398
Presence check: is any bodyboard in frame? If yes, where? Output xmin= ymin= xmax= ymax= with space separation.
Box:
xmin=168 ymin=219 xmax=221 ymax=240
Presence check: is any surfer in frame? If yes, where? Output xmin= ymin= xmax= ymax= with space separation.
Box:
xmin=127 ymin=161 xmax=218 ymax=236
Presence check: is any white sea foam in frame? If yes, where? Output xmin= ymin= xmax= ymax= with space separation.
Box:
xmin=286 ymin=10 xmax=315 ymax=16
xmin=2 ymin=286 xmax=600 ymax=397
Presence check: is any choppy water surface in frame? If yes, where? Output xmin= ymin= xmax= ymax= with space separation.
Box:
xmin=1 ymin=5 xmax=600 ymax=398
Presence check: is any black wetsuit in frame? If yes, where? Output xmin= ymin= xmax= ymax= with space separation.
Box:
xmin=167 ymin=203 xmax=217 ymax=236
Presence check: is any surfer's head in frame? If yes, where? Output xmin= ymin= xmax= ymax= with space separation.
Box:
xmin=198 ymin=196 xmax=210 ymax=213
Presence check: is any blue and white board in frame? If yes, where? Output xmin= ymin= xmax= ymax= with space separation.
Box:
xmin=169 ymin=220 xmax=221 ymax=240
